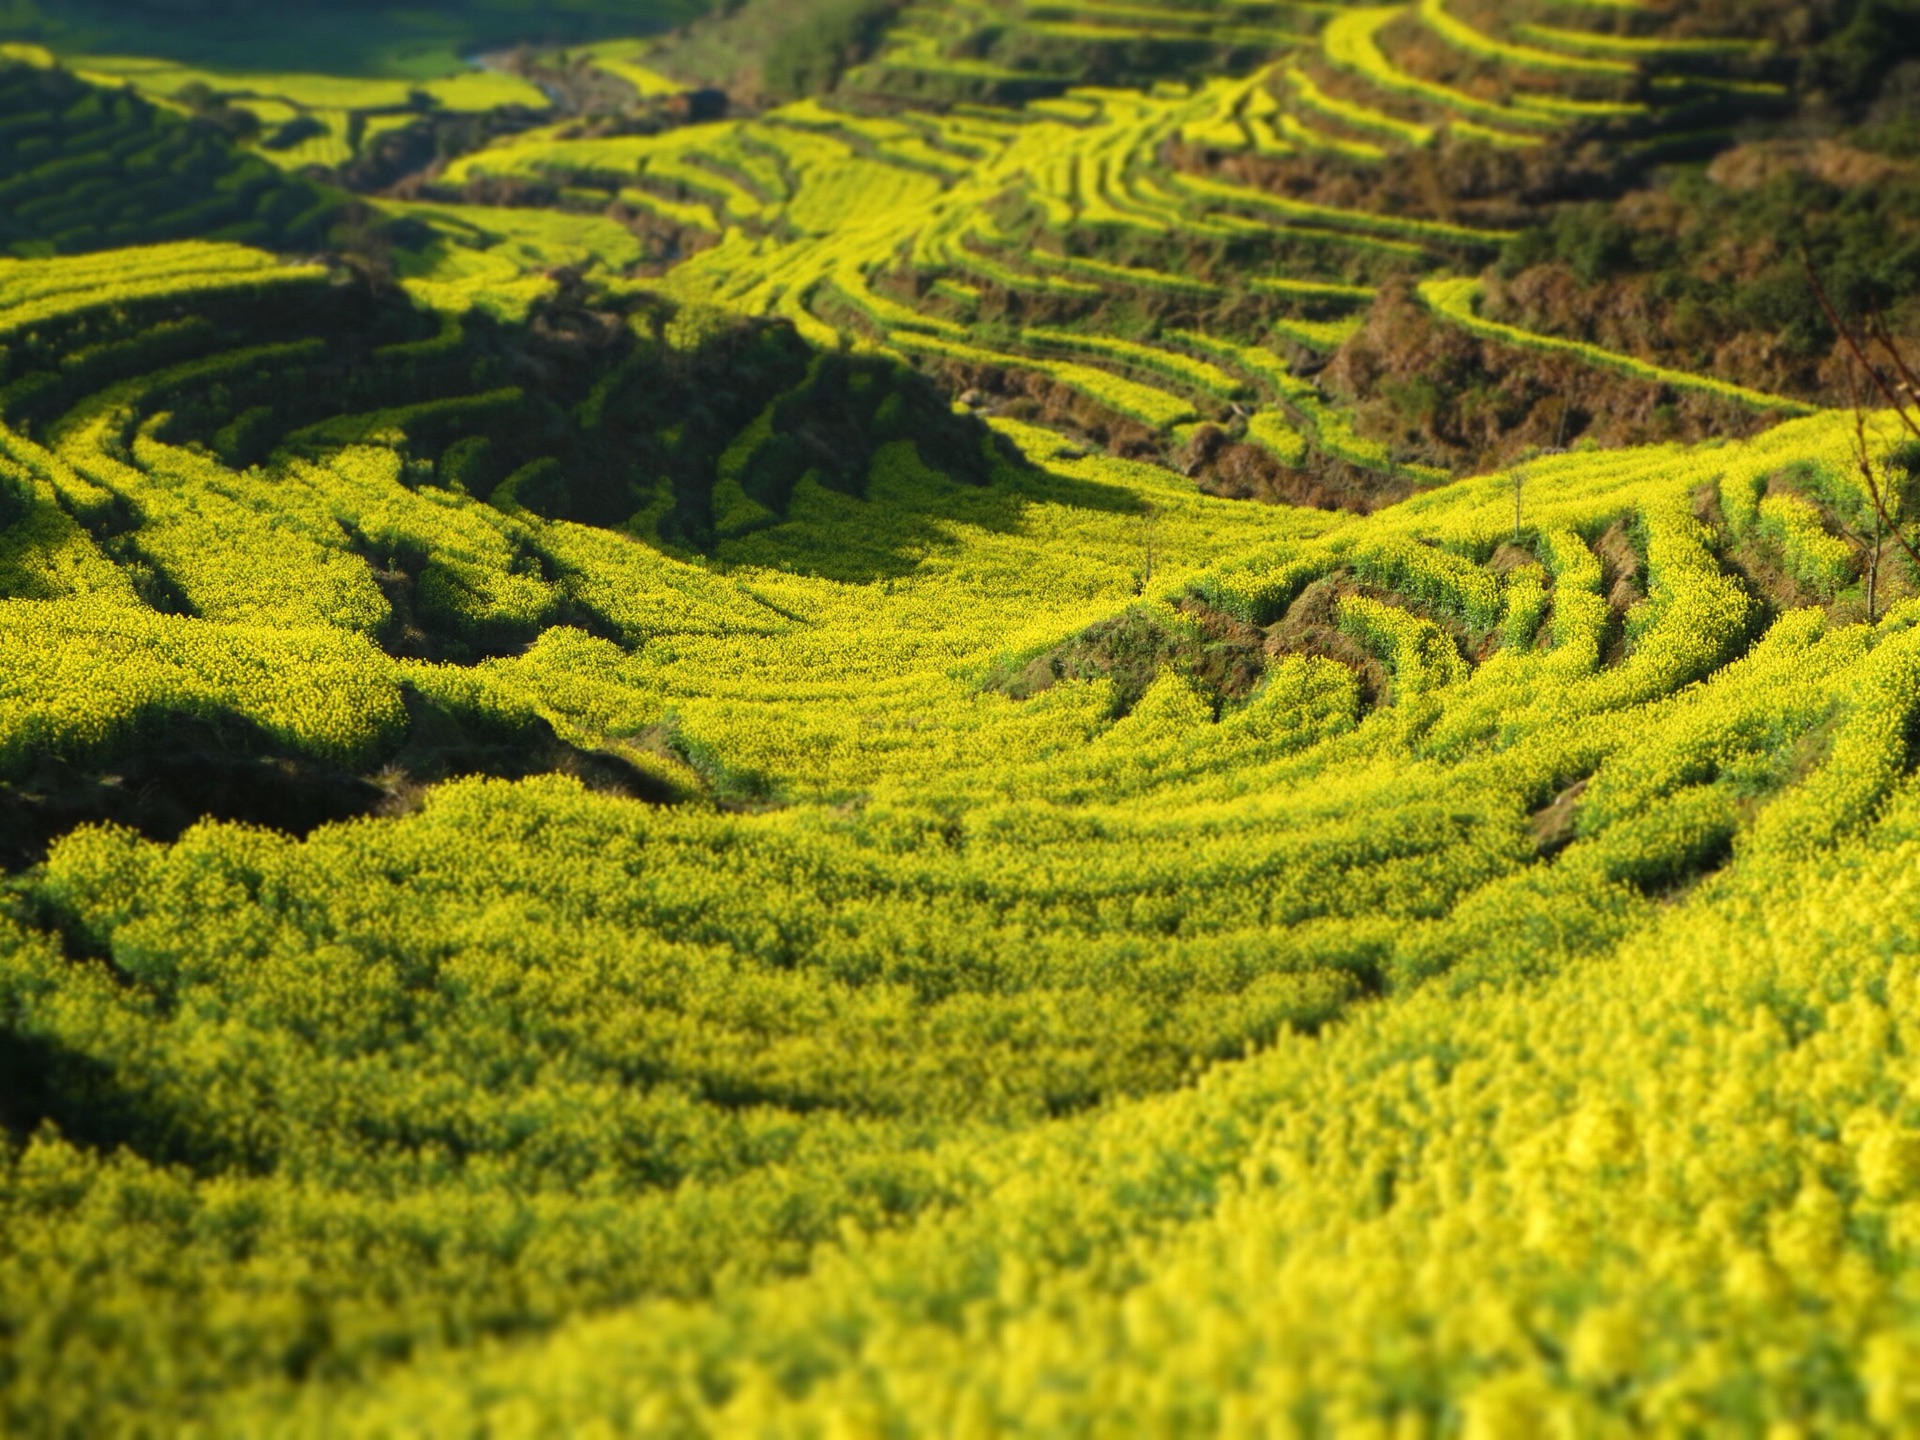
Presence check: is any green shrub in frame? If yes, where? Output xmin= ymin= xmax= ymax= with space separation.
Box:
xmin=763 ymin=0 xmax=902 ymax=99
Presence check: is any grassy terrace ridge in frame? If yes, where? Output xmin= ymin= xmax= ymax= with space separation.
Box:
xmin=8 ymin=0 xmax=1920 ymax=1433
xmin=1417 ymin=0 xmax=1636 ymax=75
xmin=0 ymin=243 xmax=327 ymax=329
xmin=1417 ymin=276 xmax=1819 ymax=415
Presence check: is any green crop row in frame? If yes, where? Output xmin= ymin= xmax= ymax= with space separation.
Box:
xmin=1321 ymin=8 xmax=1561 ymax=137
xmin=1514 ymin=21 xmax=1768 ymax=59
xmin=1029 ymin=248 xmax=1219 ymax=295
xmin=1419 ymin=277 xmax=1818 ymax=415
xmin=892 ymin=330 xmax=1201 ymax=426
xmin=0 ymin=241 xmax=325 ymax=337
xmin=1756 ymin=492 xmax=1857 ymax=598
xmin=1169 ymin=169 xmax=1513 ymax=248
xmin=1271 ymin=106 xmax=1386 ymax=162
xmin=1346 ymin=533 xmax=1504 ymax=632
xmin=1417 ymin=0 xmax=1636 ymax=76
xmin=1282 ymin=62 xmax=1433 ymax=149
xmin=1247 ymin=408 xmax=1309 ymax=466
xmin=0 ymin=62 xmax=341 ymax=256
xmin=1337 ymin=590 xmax=1467 ymax=693
xmin=1022 ymin=327 xmax=1248 ymax=398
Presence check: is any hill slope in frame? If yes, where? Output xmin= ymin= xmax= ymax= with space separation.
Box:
xmin=6 ymin=3 xmax=1920 ymax=1434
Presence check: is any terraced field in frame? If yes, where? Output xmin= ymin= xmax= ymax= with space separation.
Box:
xmin=429 ymin=0 xmax=1809 ymax=489
xmin=6 ymin=1 xmax=1920 ymax=1434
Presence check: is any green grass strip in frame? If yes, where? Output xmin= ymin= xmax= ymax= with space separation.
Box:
xmin=1166 ymin=330 xmax=1315 ymax=398
xmin=1029 ymin=251 xmax=1221 ymax=297
xmin=1170 ymin=170 xmax=1512 ymax=247
xmin=1247 ymin=409 xmax=1309 ymax=465
xmin=951 ymin=243 xmax=1103 ymax=298
xmin=1418 ymin=277 xmax=1817 ymax=415
xmin=1514 ymin=22 xmax=1766 ymax=58
xmin=891 ymin=331 xmax=1200 ymax=427
xmin=1254 ymin=273 xmax=1378 ymax=301
xmin=1271 ymin=314 xmax=1365 ymax=351
xmin=1284 ymin=64 xmax=1432 ymax=147
xmin=1512 ymin=90 xmax=1649 ymax=117
xmin=1322 ymin=9 xmax=1561 ymax=134
xmin=1418 ymin=0 xmax=1636 ymax=75
xmin=1273 ymin=109 xmax=1386 ymax=163
xmin=1023 ymin=328 xmax=1248 ymax=398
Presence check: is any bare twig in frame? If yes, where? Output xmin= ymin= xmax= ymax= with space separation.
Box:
xmin=1869 ymin=506 xmax=1883 ymax=624
xmin=1845 ymin=353 xmax=1920 ymax=575
xmin=1867 ymin=309 xmax=1920 ymax=410
xmin=1798 ymin=257 xmax=1920 ymax=593
xmin=1804 ymin=255 xmax=1920 ymax=440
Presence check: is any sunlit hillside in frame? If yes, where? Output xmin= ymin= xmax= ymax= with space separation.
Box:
xmin=5 ymin=0 xmax=1920 ymax=1433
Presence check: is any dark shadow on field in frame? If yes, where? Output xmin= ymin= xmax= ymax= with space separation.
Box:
xmin=0 ymin=52 xmax=1152 ymax=591
xmin=0 ymin=1021 xmax=239 ymax=1169
xmin=0 ymin=691 xmax=673 ymax=872
xmin=0 ymin=57 xmax=340 ymax=259
xmin=3 ymin=0 xmax=702 ymax=80
xmin=7 ymin=261 xmax=1150 ymax=594
xmin=701 ymin=423 xmax=1151 ymax=584
xmin=456 ymin=301 xmax=1148 ymax=586
xmin=0 ymin=206 xmax=1147 ymax=867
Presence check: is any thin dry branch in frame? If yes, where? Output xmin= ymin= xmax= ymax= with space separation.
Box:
xmin=1845 ymin=353 xmax=1920 ymax=574
xmin=1868 ymin=309 xmax=1920 ymax=411
xmin=1799 ymin=257 xmax=1920 ymax=582
xmin=1803 ymin=255 xmax=1920 ymax=440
